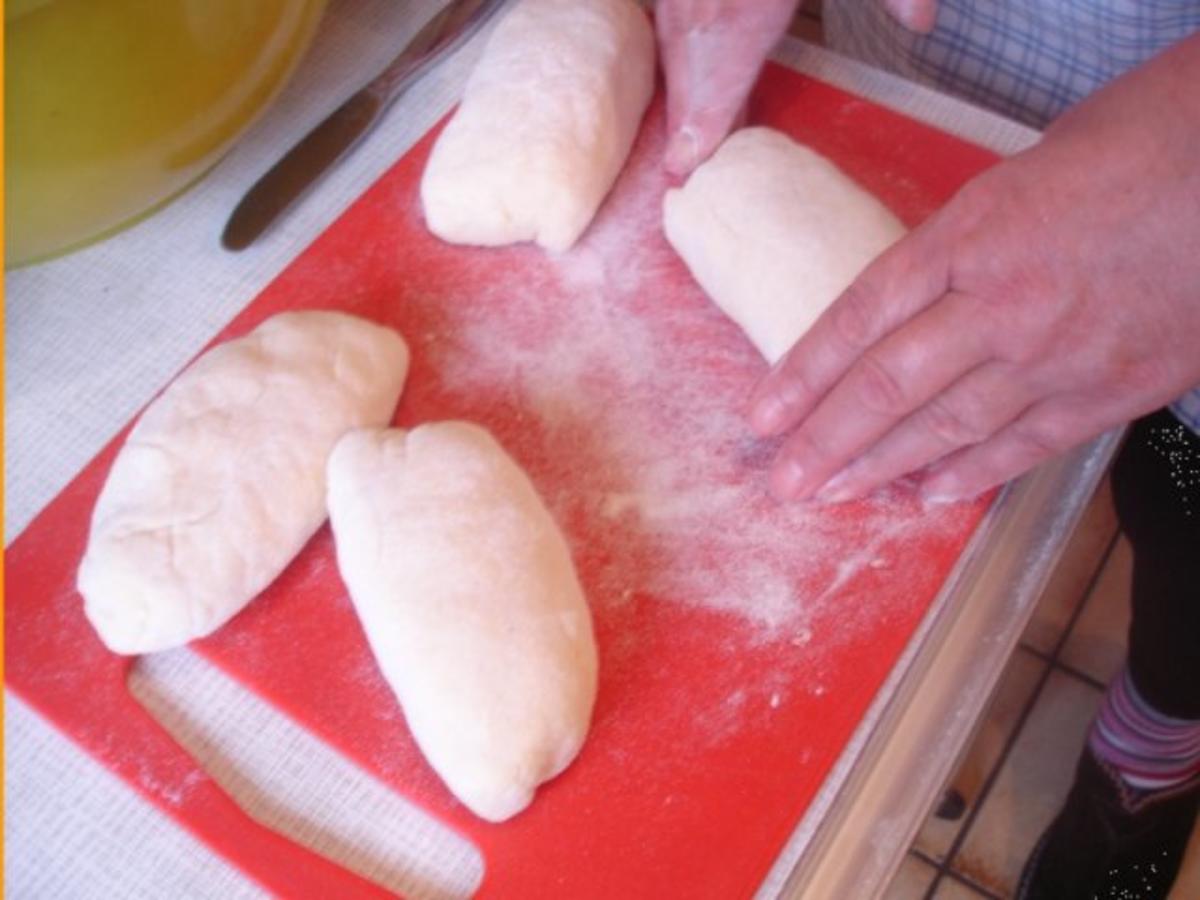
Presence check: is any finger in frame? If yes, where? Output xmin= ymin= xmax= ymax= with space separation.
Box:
xmin=810 ymin=361 xmax=1033 ymax=503
xmin=657 ymin=4 xmax=746 ymax=175
xmin=665 ymin=102 xmax=753 ymax=175
xmin=658 ymin=1 xmax=799 ymax=176
xmin=664 ymin=108 xmax=742 ymax=176
xmin=656 ymin=1 xmax=707 ymax=142
xmin=918 ymin=399 xmax=1099 ymax=502
xmin=884 ymin=0 xmax=939 ymax=34
xmin=765 ymin=289 xmax=993 ymax=499
xmin=665 ymin=127 xmax=703 ymax=177
xmin=749 ymin=213 xmax=952 ymax=437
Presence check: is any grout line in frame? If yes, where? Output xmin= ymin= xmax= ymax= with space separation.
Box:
xmin=908 ymin=847 xmax=996 ymax=900
xmin=1047 ymin=531 xmax=1123 ymax=662
xmin=1018 ymin=641 xmax=1052 ymax=663
xmin=911 ymin=847 xmax=942 ymax=869
xmin=940 ymin=866 xmax=1006 ymax=899
xmin=924 ymin=869 xmax=942 ymax=900
xmin=905 ymin=848 xmax=940 ymax=900
xmin=934 ymin=529 xmax=1123 ymax=888
xmin=1049 ymin=659 xmax=1110 ymax=692
xmin=938 ymin=658 xmax=1052 ymax=869
xmin=1021 ymin=643 xmax=1111 ymax=691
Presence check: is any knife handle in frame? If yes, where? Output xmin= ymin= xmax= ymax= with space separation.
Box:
xmin=221 ymin=0 xmax=508 ymax=252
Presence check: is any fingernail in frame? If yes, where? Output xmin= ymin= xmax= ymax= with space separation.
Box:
xmin=814 ymin=469 xmax=859 ymax=505
xmin=752 ymin=396 xmax=786 ymax=435
xmin=884 ymin=0 xmax=938 ymax=33
xmin=665 ymin=126 xmax=701 ymax=176
xmin=919 ymin=471 xmax=963 ymax=505
xmin=770 ymin=458 xmax=807 ymax=500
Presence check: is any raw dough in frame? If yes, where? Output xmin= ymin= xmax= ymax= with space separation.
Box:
xmin=663 ymin=126 xmax=906 ymax=364
xmin=420 ymin=0 xmax=655 ymax=252
xmin=78 ymin=311 xmax=409 ymax=655
xmin=326 ymin=423 xmax=597 ymax=822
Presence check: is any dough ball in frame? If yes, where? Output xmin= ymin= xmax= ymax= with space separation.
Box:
xmin=78 ymin=311 xmax=410 ymax=654
xmin=420 ymin=0 xmax=655 ymax=252
xmin=327 ymin=423 xmax=597 ymax=822
xmin=663 ymin=126 xmax=906 ymax=364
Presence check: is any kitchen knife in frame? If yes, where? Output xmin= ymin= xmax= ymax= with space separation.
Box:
xmin=221 ymin=0 xmax=507 ymax=251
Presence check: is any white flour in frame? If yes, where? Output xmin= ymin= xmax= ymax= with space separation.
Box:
xmin=401 ymin=110 xmax=981 ymax=663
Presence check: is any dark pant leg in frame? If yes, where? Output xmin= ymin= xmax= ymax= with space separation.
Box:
xmin=1109 ymin=409 xmax=1200 ymax=720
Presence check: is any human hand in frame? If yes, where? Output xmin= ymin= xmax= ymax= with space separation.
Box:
xmin=655 ymin=1 xmax=937 ymax=176
xmin=882 ymin=0 xmax=939 ymax=34
xmin=656 ymin=0 xmax=798 ymax=175
xmin=749 ymin=34 xmax=1200 ymax=504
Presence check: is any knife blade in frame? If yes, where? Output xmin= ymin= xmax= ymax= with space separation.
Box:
xmin=221 ymin=0 xmax=508 ymax=251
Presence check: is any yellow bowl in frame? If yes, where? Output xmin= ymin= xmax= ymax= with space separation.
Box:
xmin=5 ymin=0 xmax=327 ymax=267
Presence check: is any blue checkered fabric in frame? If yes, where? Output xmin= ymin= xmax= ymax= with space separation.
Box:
xmin=825 ymin=1 xmax=1200 ymax=127
xmin=824 ymin=0 xmax=1200 ymax=433
xmin=1172 ymin=389 xmax=1200 ymax=433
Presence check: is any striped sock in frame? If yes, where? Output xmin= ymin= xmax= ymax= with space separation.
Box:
xmin=1088 ymin=667 xmax=1200 ymax=794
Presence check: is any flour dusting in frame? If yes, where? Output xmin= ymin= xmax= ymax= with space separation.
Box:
xmin=407 ymin=114 xmax=976 ymax=661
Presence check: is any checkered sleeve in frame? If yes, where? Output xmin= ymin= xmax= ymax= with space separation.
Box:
xmin=824 ymin=1 xmax=1200 ymax=128
xmin=822 ymin=0 xmax=1200 ymax=434
xmin=1171 ymin=389 xmax=1200 ymax=433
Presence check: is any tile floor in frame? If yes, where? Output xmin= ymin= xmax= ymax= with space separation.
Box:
xmin=881 ymin=479 xmax=1200 ymax=899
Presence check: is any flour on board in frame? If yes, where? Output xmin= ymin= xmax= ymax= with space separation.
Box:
xmin=413 ymin=113 xmax=979 ymax=663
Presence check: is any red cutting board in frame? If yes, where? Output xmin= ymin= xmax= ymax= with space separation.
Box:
xmin=6 ymin=63 xmax=1001 ymax=898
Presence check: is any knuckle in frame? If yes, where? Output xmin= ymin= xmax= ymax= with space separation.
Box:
xmin=788 ymin=427 xmax=838 ymax=468
xmin=956 ymin=177 xmax=993 ymax=211
xmin=829 ymin=282 xmax=882 ymax=350
xmin=775 ymin=354 xmax=821 ymax=410
xmin=854 ymin=351 xmax=909 ymax=416
xmin=951 ymin=171 xmax=1004 ymax=225
xmin=920 ymin=395 xmax=990 ymax=448
xmin=1008 ymin=419 xmax=1067 ymax=459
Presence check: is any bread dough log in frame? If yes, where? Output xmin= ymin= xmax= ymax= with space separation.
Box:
xmin=77 ymin=312 xmax=410 ymax=655
xmin=326 ymin=423 xmax=597 ymax=822
xmin=420 ymin=0 xmax=655 ymax=252
xmin=663 ymin=127 xmax=906 ymax=364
